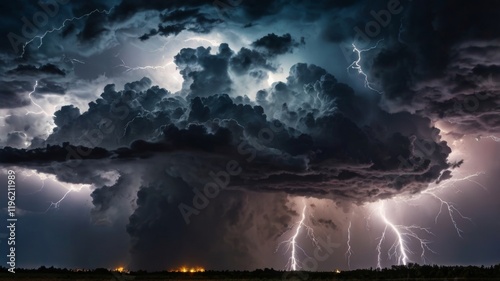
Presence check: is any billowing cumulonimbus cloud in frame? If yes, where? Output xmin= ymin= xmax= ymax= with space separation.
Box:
xmin=1 ymin=46 xmax=456 ymax=204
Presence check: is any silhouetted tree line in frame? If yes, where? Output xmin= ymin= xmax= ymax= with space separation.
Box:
xmin=0 ymin=263 xmax=499 ymax=279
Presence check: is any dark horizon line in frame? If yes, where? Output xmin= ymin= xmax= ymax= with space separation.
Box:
xmin=2 ymin=263 xmax=500 ymax=273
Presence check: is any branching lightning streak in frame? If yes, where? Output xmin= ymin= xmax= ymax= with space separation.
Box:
xmin=276 ymin=199 xmax=319 ymax=271
xmin=345 ymin=221 xmax=353 ymax=269
xmin=20 ymin=8 xmax=112 ymax=57
xmin=376 ymin=201 xmax=434 ymax=268
xmin=18 ymin=170 xmax=89 ymax=213
xmin=44 ymin=182 xmax=91 ymax=213
xmin=347 ymin=40 xmax=384 ymax=94
xmin=45 ymin=189 xmax=73 ymax=212
xmin=116 ymin=58 xmax=174 ymax=73
xmin=419 ymin=173 xmax=486 ymax=237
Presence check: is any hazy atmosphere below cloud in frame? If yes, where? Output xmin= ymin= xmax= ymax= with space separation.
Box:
xmin=0 ymin=0 xmax=499 ymax=273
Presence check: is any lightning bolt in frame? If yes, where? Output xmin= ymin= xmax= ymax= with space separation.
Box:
xmin=418 ymin=172 xmax=486 ymax=237
xmin=347 ymin=39 xmax=384 ymax=94
xmin=375 ymin=201 xmax=434 ymax=269
xmin=17 ymin=170 xmax=90 ymax=213
xmin=276 ymin=199 xmax=319 ymax=271
xmin=345 ymin=220 xmax=353 ymax=269
xmin=20 ymin=8 xmax=113 ymax=57
xmin=372 ymin=173 xmax=485 ymax=268
xmin=44 ymin=182 xmax=91 ymax=213
xmin=25 ymin=80 xmax=50 ymax=116
xmin=116 ymin=58 xmax=174 ymax=73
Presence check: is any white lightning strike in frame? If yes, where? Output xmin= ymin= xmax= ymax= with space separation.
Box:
xmin=345 ymin=221 xmax=353 ymax=269
xmin=375 ymin=201 xmax=434 ymax=269
xmin=116 ymin=58 xmax=174 ymax=73
xmin=20 ymin=8 xmax=112 ymax=57
xmin=44 ymin=182 xmax=91 ymax=213
xmin=418 ymin=172 xmax=486 ymax=237
xmin=347 ymin=40 xmax=384 ymax=94
xmin=25 ymin=80 xmax=49 ymax=116
xmin=45 ymin=189 xmax=72 ymax=212
xmin=18 ymin=170 xmax=90 ymax=213
xmin=276 ymin=199 xmax=319 ymax=271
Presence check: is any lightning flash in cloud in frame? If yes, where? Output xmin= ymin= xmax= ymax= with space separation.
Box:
xmin=276 ymin=199 xmax=319 ymax=271
xmin=347 ymin=40 xmax=384 ymax=94
xmin=116 ymin=58 xmax=175 ymax=73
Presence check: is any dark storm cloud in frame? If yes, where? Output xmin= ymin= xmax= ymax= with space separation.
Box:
xmin=35 ymin=79 xmax=66 ymax=95
xmin=251 ymin=33 xmax=304 ymax=57
xmin=362 ymin=0 xmax=500 ymax=136
xmin=175 ymin=44 xmax=233 ymax=98
xmin=0 ymin=80 xmax=32 ymax=108
xmin=139 ymin=8 xmax=222 ymax=40
xmin=124 ymin=172 xmax=297 ymax=270
xmin=229 ymin=47 xmax=277 ymax=75
xmin=77 ymin=11 xmax=110 ymax=42
xmin=6 ymin=63 xmax=65 ymax=76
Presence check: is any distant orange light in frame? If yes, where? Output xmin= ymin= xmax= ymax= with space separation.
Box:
xmin=114 ymin=266 xmax=125 ymax=273
xmin=171 ymin=266 xmax=205 ymax=273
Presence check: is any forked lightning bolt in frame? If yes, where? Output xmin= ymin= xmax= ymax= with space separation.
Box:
xmin=372 ymin=173 xmax=486 ymax=268
xmin=375 ymin=201 xmax=434 ymax=268
xmin=347 ymin=40 xmax=384 ymax=94
xmin=276 ymin=199 xmax=319 ymax=271
xmin=20 ymin=8 xmax=112 ymax=57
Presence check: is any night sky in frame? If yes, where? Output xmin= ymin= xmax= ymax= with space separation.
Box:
xmin=0 ymin=0 xmax=499 ymax=272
